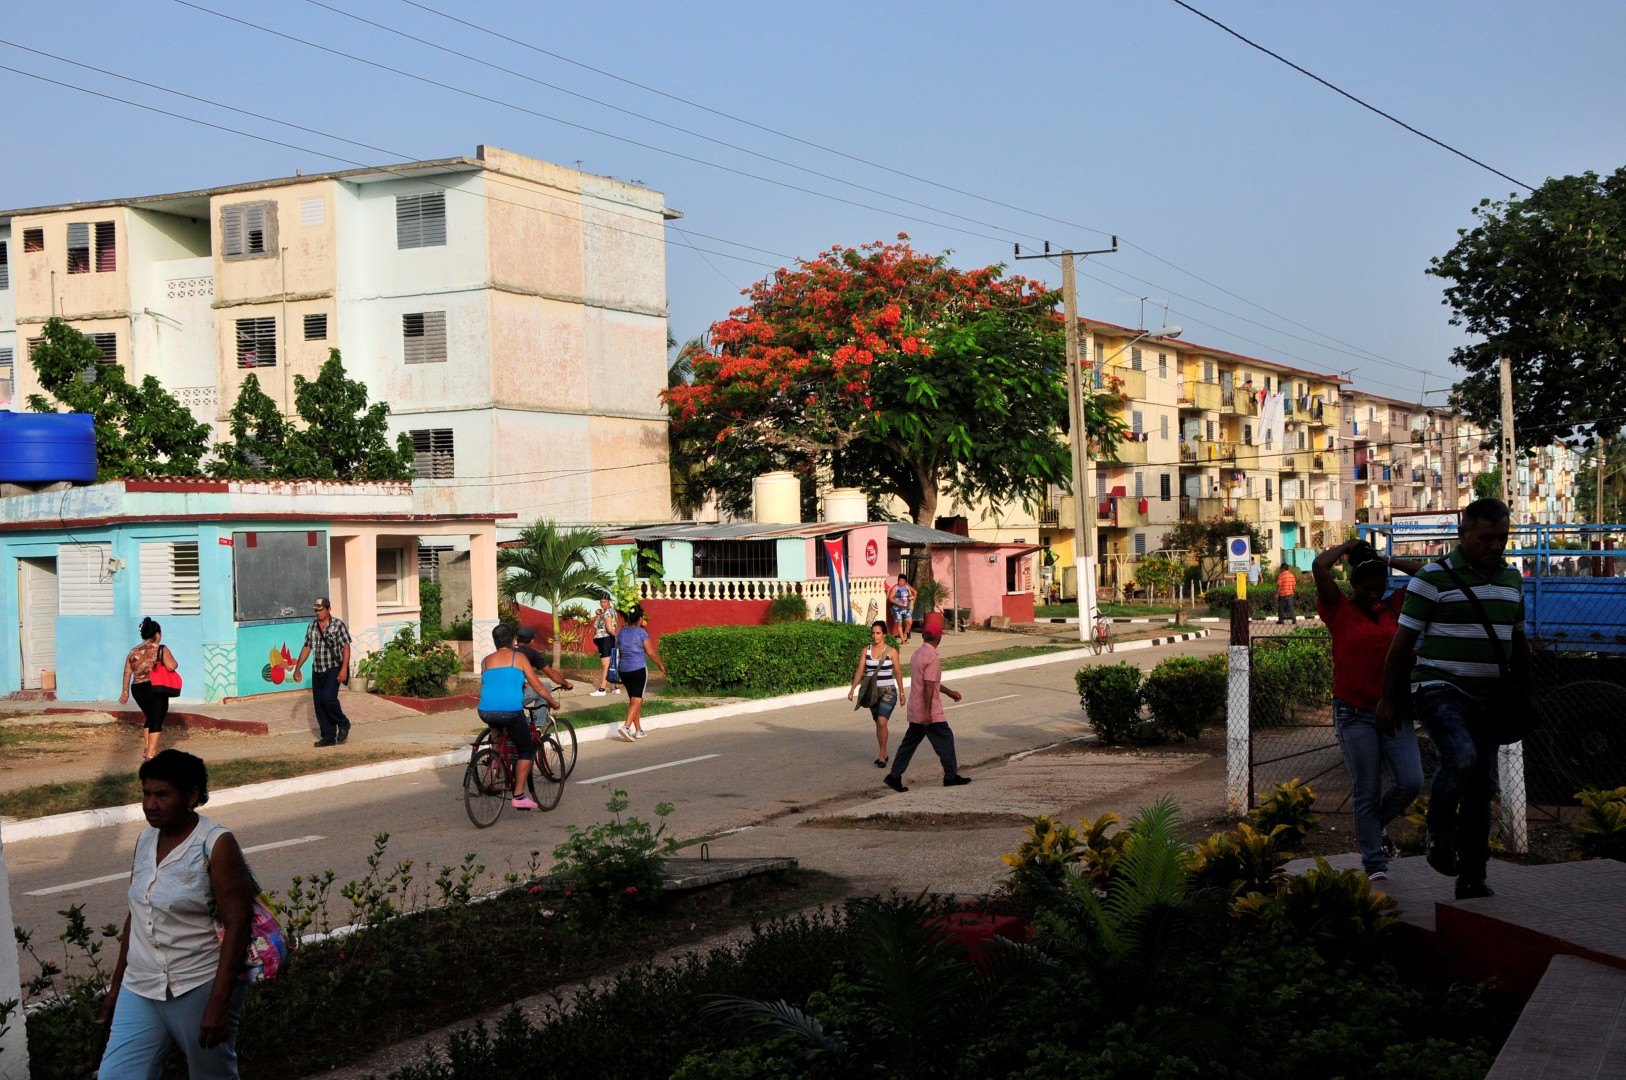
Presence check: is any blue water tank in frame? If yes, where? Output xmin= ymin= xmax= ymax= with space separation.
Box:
xmin=0 ymin=412 xmax=98 ymax=483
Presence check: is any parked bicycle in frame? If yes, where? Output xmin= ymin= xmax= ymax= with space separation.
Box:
xmin=464 ymin=714 xmax=566 ymax=827
xmin=1091 ymin=616 xmax=1115 ymax=655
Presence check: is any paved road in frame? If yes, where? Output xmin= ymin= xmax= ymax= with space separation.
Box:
xmin=5 ymin=635 xmax=1227 ymax=942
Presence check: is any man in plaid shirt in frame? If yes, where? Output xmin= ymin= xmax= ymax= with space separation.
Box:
xmin=292 ymin=596 xmax=353 ymax=747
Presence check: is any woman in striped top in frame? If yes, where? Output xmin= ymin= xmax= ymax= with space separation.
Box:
xmin=849 ymin=621 xmax=906 ymax=768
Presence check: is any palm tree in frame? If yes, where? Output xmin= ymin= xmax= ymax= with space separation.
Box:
xmin=497 ymin=520 xmax=613 ymax=670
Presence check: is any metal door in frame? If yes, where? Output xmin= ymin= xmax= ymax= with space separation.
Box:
xmin=18 ymin=557 xmax=58 ymax=690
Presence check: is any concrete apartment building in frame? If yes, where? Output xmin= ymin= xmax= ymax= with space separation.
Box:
xmin=0 ymin=145 xmax=675 ymax=533
xmin=1341 ymin=392 xmax=1499 ymax=525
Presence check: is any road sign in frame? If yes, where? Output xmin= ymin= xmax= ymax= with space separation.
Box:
xmin=1226 ymin=535 xmax=1252 ymax=574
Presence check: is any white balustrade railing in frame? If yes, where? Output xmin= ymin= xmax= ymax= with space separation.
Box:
xmin=638 ymin=576 xmax=891 ymax=623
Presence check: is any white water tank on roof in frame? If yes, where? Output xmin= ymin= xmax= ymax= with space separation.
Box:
xmin=752 ymin=471 xmax=801 ymax=523
xmin=822 ymin=487 xmax=868 ymax=523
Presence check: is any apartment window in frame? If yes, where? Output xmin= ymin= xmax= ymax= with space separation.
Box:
xmin=235 ymin=317 xmax=277 ymax=368
xmin=1206 ymin=419 xmax=1215 ymax=441
xmin=1096 ymin=473 xmax=1107 ymax=497
xmin=139 ymin=541 xmax=202 ymax=616
xmin=1131 ymin=410 xmax=1143 ymax=435
xmin=1134 ymin=472 xmax=1144 ymax=498
xmin=376 ymin=548 xmax=406 ymax=608
xmin=403 ymin=311 xmax=447 ymax=364
xmin=1265 ymin=478 xmax=1274 ymax=503
xmin=67 ymin=222 xmax=90 ymax=273
xmin=1094 ymin=341 xmax=1104 ymax=368
xmin=1157 ymin=353 xmax=1167 ymax=378
xmin=1266 ymin=529 xmax=1274 ymax=547
xmin=1160 ymin=473 xmax=1171 ymax=501
xmin=1243 ymin=423 xmax=1253 ymax=445
xmin=96 ymin=222 xmax=116 ymax=272
xmin=23 ymin=228 xmax=43 ymax=253
xmin=692 ymin=539 xmax=777 ymax=578
xmin=396 ymin=192 xmax=447 ymax=249
xmin=304 ymin=313 xmax=328 ymax=340
xmin=1265 ymin=376 xmax=1272 ymax=392
xmin=26 ymin=336 xmax=43 ymax=359
xmin=1298 ymin=430 xmax=1307 ymax=450
xmin=0 ymin=240 xmax=8 ymax=289
xmin=1130 ymin=346 xmax=1142 ymax=371
xmin=1134 ymin=533 xmax=1147 ymax=557
xmin=1160 ymin=415 xmax=1169 ymax=440
xmin=90 ymin=333 xmax=117 ymax=362
xmin=409 ymin=428 xmax=454 ymax=478
xmin=1203 ymin=360 xmax=1214 ymax=382
xmin=299 ymin=197 xmax=325 ymax=226
xmin=59 ymin=542 xmax=115 ymax=615
xmin=221 ymin=202 xmax=276 ymax=259
xmin=417 ymin=545 xmax=453 ymax=583
xmin=0 ymin=348 xmax=13 ymax=402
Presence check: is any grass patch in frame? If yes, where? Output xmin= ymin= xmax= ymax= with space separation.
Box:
xmin=938 ymin=644 xmax=1085 ymax=672
xmin=1036 ymin=602 xmax=1183 ymax=618
xmin=564 ymin=697 xmax=705 ymax=729
xmin=0 ymin=749 xmax=426 ymax=821
xmin=0 ymin=728 xmax=78 ymax=748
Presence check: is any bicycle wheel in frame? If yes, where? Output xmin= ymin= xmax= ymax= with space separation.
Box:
xmin=1091 ymin=626 xmax=1104 ymax=655
xmin=530 ymin=735 xmax=566 ymax=811
xmin=550 ymin=716 xmax=578 ymax=779
xmin=1105 ymin=624 xmax=1115 ymax=653
xmin=463 ymin=747 xmax=508 ymax=828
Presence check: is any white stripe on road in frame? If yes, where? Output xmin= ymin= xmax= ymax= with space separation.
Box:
xmin=574 ymin=755 xmax=720 ymax=785
xmin=944 ymin=694 xmax=1020 ymax=711
xmin=25 ymin=835 xmax=326 ymax=896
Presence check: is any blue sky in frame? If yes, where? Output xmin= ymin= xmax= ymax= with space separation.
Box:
xmin=4 ymin=1 xmax=1622 ymax=402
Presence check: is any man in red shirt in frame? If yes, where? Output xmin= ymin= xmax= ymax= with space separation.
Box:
xmin=883 ymin=614 xmax=972 ymax=792
xmin=1314 ymin=539 xmax=1425 ymax=880
xmin=1275 ymin=566 xmax=1298 ymax=623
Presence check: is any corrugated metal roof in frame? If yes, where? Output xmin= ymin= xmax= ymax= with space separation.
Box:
xmin=598 ymin=520 xmax=988 ymax=546
xmin=885 ymin=522 xmax=988 ymax=546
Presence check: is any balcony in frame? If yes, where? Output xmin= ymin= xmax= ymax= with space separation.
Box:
xmin=1305 ymin=406 xmax=1330 ymax=428
xmin=1096 ymin=497 xmax=1147 ymax=529
xmin=1232 ymin=443 xmax=1260 ymax=469
xmin=1114 ymin=368 xmax=1147 ymax=400
xmin=1311 ymin=455 xmax=1328 ymax=472
xmin=1222 ymin=389 xmax=1258 ymax=416
xmin=1039 ymin=508 xmax=1060 ymax=527
xmin=1179 ymin=381 xmax=1222 ymax=411
xmin=1109 ymin=438 xmax=1148 ymax=464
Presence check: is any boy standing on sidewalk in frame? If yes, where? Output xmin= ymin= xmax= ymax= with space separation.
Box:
xmin=884 ymin=614 xmax=972 ymax=792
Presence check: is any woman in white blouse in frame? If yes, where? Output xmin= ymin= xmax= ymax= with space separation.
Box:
xmin=99 ymin=749 xmax=253 ymax=1079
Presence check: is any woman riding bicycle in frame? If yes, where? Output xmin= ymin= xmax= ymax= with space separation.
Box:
xmin=478 ymin=623 xmax=558 ymax=811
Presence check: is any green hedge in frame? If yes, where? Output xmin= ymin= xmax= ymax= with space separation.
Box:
xmin=1141 ymin=654 xmax=1228 ymax=740
xmin=1075 ymin=662 xmax=1146 ymax=745
xmin=1204 ymin=585 xmax=1318 ymax=616
xmin=1250 ymin=626 xmax=1334 ymax=726
xmin=662 ymin=621 xmax=871 ymax=694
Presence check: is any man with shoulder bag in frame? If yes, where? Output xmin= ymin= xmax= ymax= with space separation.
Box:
xmin=1376 ymin=498 xmax=1535 ymax=900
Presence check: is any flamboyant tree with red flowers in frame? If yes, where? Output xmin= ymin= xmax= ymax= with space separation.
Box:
xmin=665 ymin=237 xmax=1127 ymax=525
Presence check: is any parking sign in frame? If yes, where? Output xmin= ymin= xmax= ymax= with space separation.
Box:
xmin=1226 ymin=536 xmax=1252 ymax=574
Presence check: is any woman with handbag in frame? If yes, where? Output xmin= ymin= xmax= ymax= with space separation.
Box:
xmin=848 ymin=621 xmax=906 ymax=768
xmin=121 ymin=617 xmax=181 ymax=761
xmin=98 ymin=749 xmax=254 ymax=1078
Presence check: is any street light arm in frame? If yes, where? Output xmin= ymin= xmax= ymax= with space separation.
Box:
xmin=1095 ymin=325 xmax=1183 ymax=369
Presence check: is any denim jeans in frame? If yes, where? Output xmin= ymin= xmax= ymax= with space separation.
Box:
xmin=869 ymin=686 xmax=898 ymax=721
xmin=100 ymin=979 xmax=247 ymax=1079
xmin=1333 ymin=698 xmax=1423 ymax=873
xmin=311 ymin=666 xmax=350 ymax=741
xmin=1413 ymin=682 xmax=1501 ymax=886
xmin=887 ymin=720 xmax=959 ymax=781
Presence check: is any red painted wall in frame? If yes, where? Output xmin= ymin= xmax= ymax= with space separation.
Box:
xmin=1001 ymin=591 xmax=1036 ymax=622
xmin=513 ymin=599 xmax=774 ymax=656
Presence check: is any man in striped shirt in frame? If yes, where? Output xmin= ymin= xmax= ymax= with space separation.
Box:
xmin=1376 ymin=498 xmax=1532 ymax=900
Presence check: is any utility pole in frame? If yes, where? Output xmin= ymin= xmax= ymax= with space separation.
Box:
xmin=1016 ymin=239 xmax=1117 ymax=642
xmin=1499 ymin=356 xmax=1517 ymax=518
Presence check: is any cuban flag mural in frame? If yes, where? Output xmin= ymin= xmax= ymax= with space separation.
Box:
xmin=823 ymin=537 xmax=852 ymax=623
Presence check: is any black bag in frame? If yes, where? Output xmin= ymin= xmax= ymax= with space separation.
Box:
xmin=853 ymin=647 xmax=880 ymax=710
xmin=1440 ymin=564 xmax=1534 ymax=745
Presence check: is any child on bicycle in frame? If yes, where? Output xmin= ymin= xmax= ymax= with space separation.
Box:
xmin=478 ymin=623 xmax=558 ymax=810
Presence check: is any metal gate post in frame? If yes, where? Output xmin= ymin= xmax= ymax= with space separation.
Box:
xmin=1499 ymin=743 xmax=1530 ymax=854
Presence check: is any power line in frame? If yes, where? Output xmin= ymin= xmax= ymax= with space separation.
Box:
xmin=1168 ymin=0 xmax=1534 ymax=192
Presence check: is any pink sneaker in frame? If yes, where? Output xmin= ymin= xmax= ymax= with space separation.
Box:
xmin=511 ymin=795 xmax=540 ymax=810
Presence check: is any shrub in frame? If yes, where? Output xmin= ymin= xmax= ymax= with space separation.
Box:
xmin=1205 ymin=585 xmax=1317 ymax=616
xmin=1141 ymin=654 xmax=1228 ymax=740
xmin=662 ymin=621 xmax=870 ymax=694
xmin=1074 ymin=662 xmax=1146 ymax=745
xmin=357 ymin=625 xmax=463 ymax=697
xmin=1231 ymin=858 xmax=1399 ymax=965
xmin=1250 ymin=625 xmax=1333 ymax=726
xmin=419 ymin=580 xmax=443 ymax=640
xmin=765 ymin=591 xmax=809 ymax=624
xmin=1249 ymin=778 xmax=1322 ymax=850
xmin=552 ymin=788 xmax=677 ymax=911
xmin=1189 ymin=820 xmax=1290 ymax=897
xmin=1571 ymin=786 xmax=1626 ymax=861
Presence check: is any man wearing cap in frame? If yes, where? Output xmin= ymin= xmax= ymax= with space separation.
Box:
xmin=292 ymin=597 xmax=353 ymax=747
xmin=514 ymin=626 xmax=568 ymax=711
xmin=883 ymin=612 xmax=972 ymax=792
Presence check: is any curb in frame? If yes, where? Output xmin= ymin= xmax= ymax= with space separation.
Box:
xmin=2 ymin=631 xmax=1211 ymax=840
xmin=42 ymin=708 xmax=270 ymax=736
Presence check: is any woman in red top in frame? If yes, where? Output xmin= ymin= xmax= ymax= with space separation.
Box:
xmin=1313 ymin=539 xmax=1426 ymax=881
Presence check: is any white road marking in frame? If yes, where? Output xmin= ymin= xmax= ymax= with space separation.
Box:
xmin=944 ymin=694 xmax=1020 ymax=711
xmin=25 ymin=835 xmax=326 ymax=896
xmin=574 ymin=755 xmax=720 ymax=785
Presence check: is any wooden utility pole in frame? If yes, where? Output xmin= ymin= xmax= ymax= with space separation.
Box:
xmin=1499 ymin=356 xmax=1517 ymax=518
xmin=1015 ymin=240 xmax=1116 ymax=643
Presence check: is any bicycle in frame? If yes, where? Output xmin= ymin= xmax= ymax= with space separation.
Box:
xmin=526 ymin=699 xmax=577 ymax=780
xmin=1091 ymin=616 xmax=1115 ymax=655
xmin=463 ymin=716 xmax=566 ymax=828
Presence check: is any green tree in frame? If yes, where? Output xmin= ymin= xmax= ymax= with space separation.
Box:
xmin=497 ymin=520 xmax=614 ymax=670
xmin=1472 ymin=467 xmax=1503 ymax=500
xmin=665 ymin=238 xmax=1126 ymax=526
xmin=1163 ymin=515 xmax=1262 ymax=581
xmin=209 ymin=349 xmax=414 ymax=480
xmin=1428 ymin=168 xmax=1626 ymax=449
xmin=1576 ymin=434 xmax=1626 ymax=523
xmin=25 ymin=317 xmax=210 ymax=479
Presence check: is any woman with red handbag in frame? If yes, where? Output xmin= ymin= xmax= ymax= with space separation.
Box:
xmin=121 ymin=617 xmax=180 ymax=761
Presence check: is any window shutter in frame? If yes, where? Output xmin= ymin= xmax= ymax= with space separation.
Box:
xmin=140 ymin=541 xmax=202 ymax=616
xmin=23 ymin=228 xmax=43 ymax=252
xmin=95 ymin=221 xmax=116 ymax=272
xmin=67 ymin=222 xmax=90 ymax=273
xmin=221 ymin=206 xmax=244 ymax=257
xmin=0 ymin=240 xmax=8 ymax=290
xmin=410 ymin=429 xmax=455 ymax=478
xmin=0 ymin=347 xmax=14 ymax=404
xmin=299 ymin=197 xmax=325 ymax=226
xmin=1130 ymin=347 xmax=1142 ymax=371
xmin=1160 ymin=473 xmax=1171 ymax=501
xmin=90 ymin=334 xmax=117 ymax=362
xmin=304 ymin=313 xmax=328 ymax=340
xmin=403 ymin=311 xmax=447 ymax=363
xmin=397 ymin=193 xmax=447 ymax=249
xmin=236 ymin=318 xmax=277 ymax=367
xmin=59 ymin=543 xmax=114 ymax=615
xmin=1134 ymin=472 xmax=1144 ymax=498
xmin=244 ymin=204 xmax=267 ymax=255
xmin=1134 ymin=534 xmax=1147 ymax=556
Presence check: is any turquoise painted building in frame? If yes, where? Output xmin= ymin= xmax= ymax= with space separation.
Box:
xmin=2 ymin=478 xmax=502 ymax=702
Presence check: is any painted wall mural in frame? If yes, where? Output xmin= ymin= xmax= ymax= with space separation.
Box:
xmin=237 ymin=620 xmax=308 ymax=696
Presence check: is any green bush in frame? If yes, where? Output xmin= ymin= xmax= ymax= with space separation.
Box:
xmin=1074 ymin=662 xmax=1146 ymax=745
xmin=1205 ymin=585 xmax=1317 ymax=616
xmin=357 ymin=625 xmax=463 ymax=697
xmin=1249 ymin=778 xmax=1323 ymax=850
xmin=765 ymin=591 xmax=809 ymax=624
xmin=662 ymin=621 xmax=870 ymax=694
xmin=1141 ymin=654 xmax=1228 ymax=740
xmin=1571 ymin=786 xmax=1626 ymax=861
xmin=552 ymin=789 xmax=677 ymax=912
xmin=419 ymin=580 xmax=443 ymax=640
xmin=1250 ymin=625 xmax=1333 ymax=726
